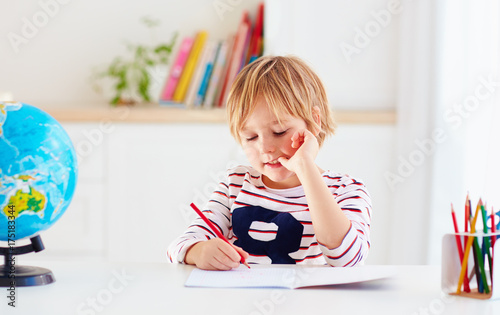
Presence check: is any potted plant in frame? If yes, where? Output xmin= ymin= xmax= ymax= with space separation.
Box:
xmin=93 ymin=17 xmax=177 ymax=105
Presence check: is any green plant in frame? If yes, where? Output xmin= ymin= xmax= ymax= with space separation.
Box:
xmin=94 ymin=17 xmax=177 ymax=105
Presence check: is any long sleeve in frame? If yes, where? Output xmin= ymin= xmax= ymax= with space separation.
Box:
xmin=166 ymin=179 xmax=232 ymax=263
xmin=318 ymin=176 xmax=372 ymax=267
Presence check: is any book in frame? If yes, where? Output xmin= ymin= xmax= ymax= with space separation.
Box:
xmin=184 ymin=41 xmax=214 ymax=107
xmin=214 ymin=34 xmax=237 ymax=107
xmin=239 ymin=13 xmax=253 ymax=70
xmin=216 ymin=11 xmax=250 ymax=107
xmin=203 ymin=37 xmax=231 ymax=109
xmin=194 ymin=42 xmax=220 ymax=107
xmin=185 ymin=266 xmax=395 ymax=289
xmin=173 ymin=31 xmax=208 ymax=102
xmin=160 ymin=37 xmax=194 ymax=102
xmin=248 ymin=2 xmax=264 ymax=63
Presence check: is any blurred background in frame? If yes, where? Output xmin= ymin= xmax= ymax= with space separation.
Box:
xmin=1 ymin=0 xmax=499 ymax=266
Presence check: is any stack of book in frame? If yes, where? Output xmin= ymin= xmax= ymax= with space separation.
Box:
xmin=159 ymin=2 xmax=264 ymax=109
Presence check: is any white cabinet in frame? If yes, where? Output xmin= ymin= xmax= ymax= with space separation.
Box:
xmin=105 ymin=123 xmax=247 ymax=262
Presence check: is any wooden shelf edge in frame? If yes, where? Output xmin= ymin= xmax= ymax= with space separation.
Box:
xmin=44 ymin=107 xmax=396 ymax=124
xmin=334 ymin=110 xmax=396 ymax=124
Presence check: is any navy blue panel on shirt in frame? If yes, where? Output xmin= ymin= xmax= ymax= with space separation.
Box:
xmin=232 ymin=206 xmax=304 ymax=264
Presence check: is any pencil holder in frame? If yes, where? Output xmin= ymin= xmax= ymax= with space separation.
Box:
xmin=442 ymin=232 xmax=500 ymax=299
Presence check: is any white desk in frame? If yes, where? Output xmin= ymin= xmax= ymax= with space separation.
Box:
xmin=1 ymin=261 xmax=499 ymax=315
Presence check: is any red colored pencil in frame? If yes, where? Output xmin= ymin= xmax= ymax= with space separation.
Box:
xmin=451 ymin=203 xmax=471 ymax=292
xmin=190 ymin=203 xmax=250 ymax=268
xmin=492 ymin=207 xmax=496 ymax=272
xmin=465 ymin=193 xmax=470 ymax=233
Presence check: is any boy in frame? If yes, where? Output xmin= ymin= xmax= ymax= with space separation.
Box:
xmin=167 ymin=56 xmax=371 ymax=270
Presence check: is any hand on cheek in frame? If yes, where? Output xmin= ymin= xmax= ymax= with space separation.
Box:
xmin=290 ymin=130 xmax=305 ymax=149
xmin=278 ymin=129 xmax=319 ymax=173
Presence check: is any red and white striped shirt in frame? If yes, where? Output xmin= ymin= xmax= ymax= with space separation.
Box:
xmin=167 ymin=165 xmax=372 ymax=267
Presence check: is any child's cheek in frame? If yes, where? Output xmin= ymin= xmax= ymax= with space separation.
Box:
xmin=284 ymin=137 xmax=297 ymax=155
xmin=242 ymin=145 xmax=258 ymax=161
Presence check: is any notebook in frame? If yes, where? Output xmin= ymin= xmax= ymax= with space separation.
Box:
xmin=185 ymin=265 xmax=395 ymax=289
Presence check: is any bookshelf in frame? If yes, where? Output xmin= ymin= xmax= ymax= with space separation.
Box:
xmin=159 ymin=3 xmax=264 ymax=109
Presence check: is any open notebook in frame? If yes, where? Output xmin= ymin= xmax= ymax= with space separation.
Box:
xmin=185 ymin=265 xmax=395 ymax=289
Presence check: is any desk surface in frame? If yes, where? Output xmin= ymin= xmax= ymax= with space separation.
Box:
xmin=1 ymin=262 xmax=499 ymax=315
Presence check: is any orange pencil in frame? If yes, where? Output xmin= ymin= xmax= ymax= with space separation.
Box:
xmin=190 ymin=203 xmax=250 ymax=268
xmin=456 ymin=200 xmax=482 ymax=294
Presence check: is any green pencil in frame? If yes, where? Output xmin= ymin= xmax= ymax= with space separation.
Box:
xmin=481 ymin=203 xmax=493 ymax=281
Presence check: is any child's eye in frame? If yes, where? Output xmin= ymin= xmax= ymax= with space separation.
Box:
xmin=245 ymin=136 xmax=257 ymax=141
xmin=274 ymin=130 xmax=288 ymax=136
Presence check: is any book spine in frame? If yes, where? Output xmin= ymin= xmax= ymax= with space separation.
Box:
xmin=184 ymin=41 xmax=213 ymax=108
xmin=203 ymin=40 xmax=229 ymax=109
xmin=219 ymin=13 xmax=250 ymax=107
xmin=248 ymin=2 xmax=264 ymax=63
xmin=173 ymin=31 xmax=209 ymax=103
xmin=239 ymin=15 xmax=253 ymax=70
xmin=160 ymin=37 xmax=194 ymax=102
xmin=195 ymin=42 xmax=220 ymax=107
xmin=214 ymin=34 xmax=237 ymax=107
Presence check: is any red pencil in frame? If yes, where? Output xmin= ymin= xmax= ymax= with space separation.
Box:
xmin=492 ymin=207 xmax=496 ymax=260
xmin=465 ymin=193 xmax=470 ymax=233
xmin=451 ymin=203 xmax=470 ymax=292
xmin=190 ymin=203 xmax=250 ymax=268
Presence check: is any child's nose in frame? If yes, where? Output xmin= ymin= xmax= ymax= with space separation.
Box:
xmin=259 ymin=136 xmax=275 ymax=153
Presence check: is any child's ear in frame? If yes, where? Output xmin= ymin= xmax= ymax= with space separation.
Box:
xmin=312 ymin=106 xmax=322 ymax=136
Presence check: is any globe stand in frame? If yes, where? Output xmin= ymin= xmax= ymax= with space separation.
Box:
xmin=0 ymin=235 xmax=55 ymax=287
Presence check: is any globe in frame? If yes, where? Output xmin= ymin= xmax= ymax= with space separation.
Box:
xmin=0 ymin=102 xmax=77 ymax=242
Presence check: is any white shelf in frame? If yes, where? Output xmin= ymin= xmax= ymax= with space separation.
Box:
xmin=42 ymin=105 xmax=396 ymax=124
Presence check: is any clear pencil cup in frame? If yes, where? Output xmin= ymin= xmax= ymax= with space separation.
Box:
xmin=442 ymin=232 xmax=500 ymax=300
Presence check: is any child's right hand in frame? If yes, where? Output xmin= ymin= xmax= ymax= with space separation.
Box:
xmin=184 ymin=238 xmax=249 ymax=270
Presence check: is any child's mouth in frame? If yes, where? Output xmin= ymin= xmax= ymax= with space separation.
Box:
xmin=265 ymin=160 xmax=282 ymax=168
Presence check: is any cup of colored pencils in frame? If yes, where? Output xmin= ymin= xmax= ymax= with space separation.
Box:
xmin=442 ymin=195 xmax=500 ymax=299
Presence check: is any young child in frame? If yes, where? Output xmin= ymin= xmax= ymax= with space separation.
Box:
xmin=167 ymin=55 xmax=371 ymax=270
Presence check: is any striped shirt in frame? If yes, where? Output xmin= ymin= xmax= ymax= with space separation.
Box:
xmin=167 ymin=165 xmax=372 ymax=267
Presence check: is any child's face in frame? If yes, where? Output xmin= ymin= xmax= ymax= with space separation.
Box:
xmin=239 ymin=98 xmax=308 ymax=189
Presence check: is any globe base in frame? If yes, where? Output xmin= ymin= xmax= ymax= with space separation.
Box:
xmin=0 ymin=235 xmax=55 ymax=287
xmin=0 ymin=265 xmax=55 ymax=287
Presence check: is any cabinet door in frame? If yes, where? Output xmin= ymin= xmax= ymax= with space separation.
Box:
xmin=106 ymin=123 xmax=245 ymax=263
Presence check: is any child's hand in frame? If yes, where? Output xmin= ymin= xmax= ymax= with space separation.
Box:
xmin=184 ymin=238 xmax=249 ymax=270
xmin=278 ymin=129 xmax=319 ymax=174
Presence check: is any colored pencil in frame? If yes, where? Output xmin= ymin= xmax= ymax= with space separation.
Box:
xmin=491 ymin=207 xmax=496 ymax=249
xmin=480 ymin=203 xmax=493 ymax=281
xmin=472 ymin=231 xmax=489 ymax=293
xmin=451 ymin=204 xmax=471 ymax=292
xmin=469 ymin=201 xmax=483 ymax=292
xmin=491 ymin=207 xmax=496 ymax=284
xmin=457 ymin=200 xmax=482 ymax=294
xmin=190 ymin=203 xmax=250 ymax=268
xmin=471 ymin=200 xmax=490 ymax=293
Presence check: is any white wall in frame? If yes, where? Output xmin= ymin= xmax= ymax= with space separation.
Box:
xmin=265 ymin=0 xmax=399 ymax=111
xmin=0 ymin=0 xmax=262 ymax=106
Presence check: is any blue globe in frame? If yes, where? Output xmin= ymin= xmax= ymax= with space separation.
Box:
xmin=0 ymin=102 xmax=77 ymax=241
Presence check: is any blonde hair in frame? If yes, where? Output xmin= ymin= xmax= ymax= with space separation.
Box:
xmin=226 ymin=55 xmax=336 ymax=147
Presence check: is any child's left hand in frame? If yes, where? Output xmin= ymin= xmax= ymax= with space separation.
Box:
xmin=278 ymin=129 xmax=319 ymax=174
